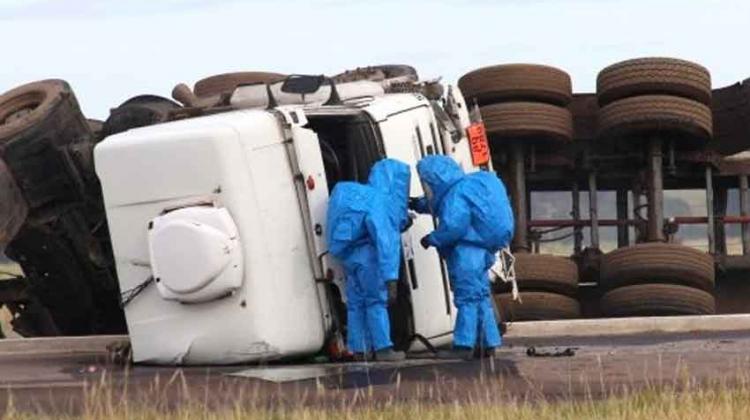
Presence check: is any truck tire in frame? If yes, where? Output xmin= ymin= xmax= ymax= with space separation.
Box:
xmin=600 ymin=284 xmax=715 ymax=316
xmin=494 ymin=253 xmax=578 ymax=296
xmin=0 ymin=79 xmax=91 ymax=146
xmin=598 ymin=95 xmax=712 ymax=141
xmin=0 ymin=80 xmax=93 ymax=211
xmin=482 ymin=102 xmax=573 ymax=142
xmin=459 ymin=64 xmax=572 ymax=106
xmin=600 ymin=243 xmax=714 ymax=292
xmin=102 ymin=95 xmax=181 ymax=137
xmin=193 ymin=72 xmax=287 ymax=98
xmin=495 ymin=292 xmax=581 ymax=321
xmin=597 ymin=57 xmax=711 ymax=106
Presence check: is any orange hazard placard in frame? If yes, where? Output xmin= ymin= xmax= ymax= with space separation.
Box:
xmin=467 ymin=122 xmax=490 ymax=166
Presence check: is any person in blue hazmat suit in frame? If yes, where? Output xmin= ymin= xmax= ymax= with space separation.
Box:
xmin=326 ymin=158 xmax=412 ymax=362
xmin=411 ymin=155 xmax=514 ymax=360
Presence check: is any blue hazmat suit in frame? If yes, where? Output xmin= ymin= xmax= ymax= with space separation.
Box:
xmin=326 ymin=158 xmax=411 ymax=353
xmin=415 ymin=155 xmax=514 ymax=350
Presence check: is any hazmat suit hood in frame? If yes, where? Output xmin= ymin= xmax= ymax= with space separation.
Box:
xmin=416 ymin=156 xmax=464 ymax=211
xmin=368 ymin=158 xmax=411 ymax=230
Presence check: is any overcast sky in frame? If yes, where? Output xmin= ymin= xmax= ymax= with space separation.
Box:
xmin=1 ymin=0 xmax=749 ymax=119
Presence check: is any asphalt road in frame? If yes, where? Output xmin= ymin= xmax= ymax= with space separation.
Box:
xmin=1 ymin=330 xmax=749 ymax=414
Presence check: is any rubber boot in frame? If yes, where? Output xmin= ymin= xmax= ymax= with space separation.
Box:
xmin=375 ymin=347 xmax=406 ymax=362
xmin=437 ymin=346 xmax=474 ymax=361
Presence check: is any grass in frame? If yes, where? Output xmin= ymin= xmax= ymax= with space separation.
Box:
xmin=0 ymin=263 xmax=22 ymax=337
xmin=2 ymin=375 xmax=750 ymax=420
xmin=0 ymin=263 xmax=22 ymax=338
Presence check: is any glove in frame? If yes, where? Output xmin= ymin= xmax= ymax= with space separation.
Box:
xmin=420 ymin=235 xmax=432 ymax=250
xmin=387 ymin=280 xmax=399 ymax=304
xmin=408 ymin=197 xmax=422 ymax=211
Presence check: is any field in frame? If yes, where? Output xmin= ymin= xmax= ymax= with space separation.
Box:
xmin=2 ymin=379 xmax=750 ymax=420
xmin=1 ymin=330 xmax=750 ymax=419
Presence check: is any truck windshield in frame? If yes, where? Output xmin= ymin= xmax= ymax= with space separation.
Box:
xmin=306 ymin=113 xmax=383 ymax=190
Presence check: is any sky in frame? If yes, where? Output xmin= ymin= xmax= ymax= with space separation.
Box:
xmin=1 ymin=0 xmax=750 ymax=120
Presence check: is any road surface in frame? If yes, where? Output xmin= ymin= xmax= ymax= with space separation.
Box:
xmin=1 ymin=330 xmax=749 ymax=414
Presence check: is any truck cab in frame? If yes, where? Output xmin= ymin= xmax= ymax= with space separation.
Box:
xmin=95 ymin=77 xmax=485 ymax=364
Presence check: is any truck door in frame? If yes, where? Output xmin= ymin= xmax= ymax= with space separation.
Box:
xmin=376 ymin=105 xmax=456 ymax=345
xmin=274 ymin=107 xmax=336 ymax=335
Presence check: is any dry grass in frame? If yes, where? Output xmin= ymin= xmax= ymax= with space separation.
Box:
xmin=0 ymin=263 xmax=21 ymax=279
xmin=2 ymin=376 xmax=750 ymax=420
xmin=0 ymin=263 xmax=22 ymax=337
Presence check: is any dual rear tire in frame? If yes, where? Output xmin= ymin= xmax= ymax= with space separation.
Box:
xmin=494 ymin=253 xmax=581 ymax=321
xmin=459 ymin=64 xmax=574 ymax=145
xmin=599 ymin=243 xmax=716 ymax=316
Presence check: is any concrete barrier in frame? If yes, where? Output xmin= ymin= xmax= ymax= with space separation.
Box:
xmin=505 ymin=314 xmax=750 ymax=339
xmin=0 ymin=335 xmax=128 ymax=355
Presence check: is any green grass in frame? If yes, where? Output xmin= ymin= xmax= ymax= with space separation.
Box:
xmin=3 ymin=378 xmax=750 ymax=420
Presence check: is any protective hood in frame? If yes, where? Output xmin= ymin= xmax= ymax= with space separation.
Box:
xmin=416 ymin=156 xmax=464 ymax=211
xmin=368 ymin=158 xmax=411 ymax=229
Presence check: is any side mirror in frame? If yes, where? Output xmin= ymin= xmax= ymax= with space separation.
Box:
xmin=281 ymin=75 xmax=326 ymax=95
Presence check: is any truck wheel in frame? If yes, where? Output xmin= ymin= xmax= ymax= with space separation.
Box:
xmin=482 ymin=102 xmax=573 ymax=142
xmin=598 ymin=95 xmax=712 ymax=141
xmin=600 ymin=283 xmax=715 ymax=316
xmin=597 ymin=57 xmax=711 ymax=106
xmin=0 ymin=79 xmax=91 ymax=146
xmin=494 ymin=253 xmax=578 ymax=296
xmin=495 ymin=292 xmax=581 ymax=321
xmin=193 ymin=72 xmax=286 ymax=98
xmin=102 ymin=95 xmax=181 ymax=137
xmin=459 ymin=64 xmax=572 ymax=106
xmin=600 ymin=243 xmax=714 ymax=292
xmin=0 ymin=80 xmax=92 ymax=211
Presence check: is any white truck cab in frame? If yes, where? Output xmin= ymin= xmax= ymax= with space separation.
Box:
xmin=95 ymin=76 xmax=488 ymax=365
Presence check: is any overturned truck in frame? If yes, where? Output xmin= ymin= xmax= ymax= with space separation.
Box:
xmin=2 ymin=59 xmax=750 ymax=347
xmin=1 ymin=67 xmax=500 ymax=363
